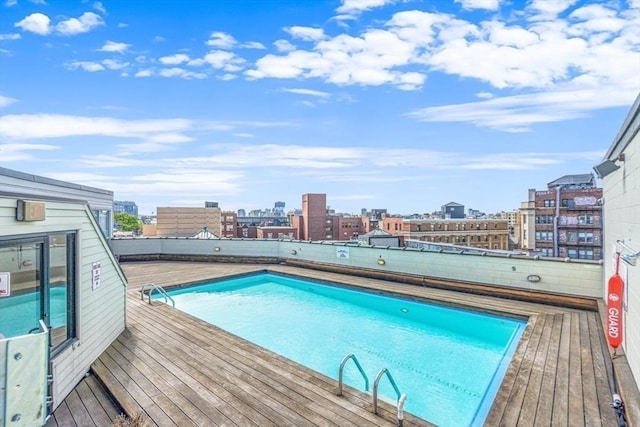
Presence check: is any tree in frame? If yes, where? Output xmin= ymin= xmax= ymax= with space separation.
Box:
xmin=114 ymin=212 xmax=142 ymax=232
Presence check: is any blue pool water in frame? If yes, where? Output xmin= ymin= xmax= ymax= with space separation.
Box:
xmin=0 ymin=287 xmax=67 ymax=338
xmin=162 ymin=273 xmax=525 ymax=426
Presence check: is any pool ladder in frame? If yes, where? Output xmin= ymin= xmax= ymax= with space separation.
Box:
xmin=337 ymin=354 xmax=407 ymax=426
xmin=140 ymin=283 xmax=175 ymax=307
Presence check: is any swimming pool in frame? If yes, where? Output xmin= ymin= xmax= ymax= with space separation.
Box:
xmin=161 ymin=273 xmax=525 ymax=426
xmin=0 ymin=287 xmax=67 ymax=338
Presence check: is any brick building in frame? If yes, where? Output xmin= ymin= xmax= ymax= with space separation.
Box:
xmin=221 ymin=211 xmax=237 ymax=238
xmin=300 ymin=193 xmax=327 ymax=240
xmin=256 ymin=226 xmax=298 ymax=240
xmin=381 ymin=217 xmax=510 ymax=250
xmin=530 ymin=174 xmax=603 ymax=259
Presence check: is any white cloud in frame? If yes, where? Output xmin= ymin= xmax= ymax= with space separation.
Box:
xmin=15 ymin=12 xmax=105 ymax=36
xmin=5 ymin=0 xmax=17 ymax=6
xmin=135 ymin=69 xmax=153 ymax=77
xmin=0 ymin=95 xmax=18 ymax=107
xmin=248 ymin=27 xmax=424 ymax=89
xmin=99 ymin=41 xmax=131 ymax=53
xmin=66 ymin=61 xmax=105 ymax=72
xmin=102 ymin=59 xmax=129 ymax=70
xmin=454 ymin=0 xmax=501 ymax=10
xmin=274 ymin=39 xmax=296 ymax=52
xmin=407 ymin=86 xmax=637 ymax=132
xmin=240 ymin=41 xmax=266 ymax=49
xmin=527 ymin=0 xmax=579 ymax=20
xmin=0 ymin=143 xmax=59 ymax=161
xmin=55 ymin=12 xmax=104 ymax=36
xmin=206 ymin=31 xmax=236 ymax=48
xmin=336 ymin=0 xmax=395 ymax=17
xmin=93 ymin=2 xmax=106 ymax=14
xmin=159 ymin=53 xmax=190 ymax=65
xmin=0 ymin=33 xmax=21 ymax=40
xmin=233 ymin=133 xmax=255 ymax=138
xmin=0 ymin=114 xmax=193 ymax=140
xmin=153 ymin=35 xmax=166 ymax=42
xmin=14 ymin=13 xmax=51 ymax=35
xmin=203 ymin=50 xmax=245 ymax=71
xmin=284 ymin=26 xmax=325 ymax=41
xmin=158 ymin=67 xmax=207 ymax=79
xmin=217 ymin=73 xmax=237 ymax=81
xmin=282 ymin=88 xmax=331 ymax=98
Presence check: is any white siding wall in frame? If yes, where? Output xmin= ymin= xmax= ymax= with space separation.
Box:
xmin=112 ymin=238 xmax=603 ymax=298
xmin=0 ymin=198 xmax=126 ymax=408
xmin=602 ymin=112 xmax=640 ymax=387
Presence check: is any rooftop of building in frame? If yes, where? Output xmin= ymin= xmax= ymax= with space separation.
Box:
xmin=547 ymin=173 xmax=596 ymax=189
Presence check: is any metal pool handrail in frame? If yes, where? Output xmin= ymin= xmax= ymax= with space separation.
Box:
xmin=337 ymin=353 xmax=369 ymax=396
xmin=373 ymin=368 xmax=407 ymax=426
xmin=140 ymin=283 xmax=175 ymax=308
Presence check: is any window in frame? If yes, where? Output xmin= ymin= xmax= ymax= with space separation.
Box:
xmin=535 ymin=231 xmax=553 ymax=241
xmin=91 ymin=209 xmax=112 ymax=238
xmin=543 ymin=199 xmax=555 ymax=207
xmin=536 ymin=215 xmax=554 ymax=224
xmin=0 ymin=232 xmax=77 ymax=354
xmin=578 ymin=249 xmax=594 ymax=260
xmin=540 ymin=248 xmax=553 ymax=257
xmin=561 ymin=199 xmax=570 ymax=207
xmin=578 ymin=215 xmax=593 ymax=225
xmin=567 ymin=249 xmax=578 ymax=259
xmin=578 ymin=232 xmax=594 ymax=243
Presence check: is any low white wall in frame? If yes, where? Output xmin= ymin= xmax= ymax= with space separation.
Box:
xmin=112 ymin=238 xmax=603 ymax=298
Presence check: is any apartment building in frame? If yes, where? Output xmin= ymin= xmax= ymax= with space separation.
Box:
xmin=256 ymin=226 xmax=298 ymax=239
xmin=221 ymin=211 xmax=238 ymax=238
xmin=154 ymin=204 xmax=222 ymax=237
xmin=381 ymin=217 xmax=511 ymax=250
xmin=113 ymin=200 xmax=138 ymax=217
xmin=529 ymin=174 xmax=603 ymax=259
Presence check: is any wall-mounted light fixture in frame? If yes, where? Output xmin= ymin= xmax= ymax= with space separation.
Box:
xmin=291 ymin=250 xmax=297 ymax=255
xmin=617 ymin=240 xmax=639 ymax=266
xmin=593 ymin=154 xmax=624 ymax=179
xmin=214 ymin=247 xmax=221 ymax=252
xmin=527 ymin=274 xmax=542 ymax=283
xmin=377 ymin=257 xmax=386 ymax=265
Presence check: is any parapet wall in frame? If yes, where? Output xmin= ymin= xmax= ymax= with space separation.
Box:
xmin=111 ymin=238 xmax=603 ymax=309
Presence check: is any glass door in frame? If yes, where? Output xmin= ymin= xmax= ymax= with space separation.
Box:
xmin=0 ymin=240 xmax=43 ymax=339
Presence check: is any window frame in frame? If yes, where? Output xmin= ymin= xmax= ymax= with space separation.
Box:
xmin=0 ymin=231 xmax=77 ymax=356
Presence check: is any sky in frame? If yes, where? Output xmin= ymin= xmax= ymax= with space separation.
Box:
xmin=0 ymin=0 xmax=638 ymax=216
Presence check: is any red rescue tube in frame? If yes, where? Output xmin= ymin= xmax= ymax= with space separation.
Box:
xmin=606 ymin=253 xmax=624 ymax=349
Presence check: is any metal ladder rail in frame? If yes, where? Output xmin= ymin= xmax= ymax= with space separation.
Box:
xmin=139 ymin=283 xmax=176 ymax=307
xmin=337 ymin=353 xmax=369 ymax=396
xmin=373 ymin=368 xmax=407 ymax=426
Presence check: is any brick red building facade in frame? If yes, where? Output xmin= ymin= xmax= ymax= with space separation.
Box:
xmin=533 ymin=174 xmax=603 ymax=259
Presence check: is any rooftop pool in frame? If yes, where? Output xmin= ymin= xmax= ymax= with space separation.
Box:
xmin=159 ymin=272 xmax=525 ymax=426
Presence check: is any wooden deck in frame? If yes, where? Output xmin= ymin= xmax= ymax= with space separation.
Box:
xmin=44 ymin=373 xmax=123 ymax=427
xmin=91 ymin=261 xmax=621 ymax=426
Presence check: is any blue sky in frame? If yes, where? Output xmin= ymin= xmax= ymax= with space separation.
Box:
xmin=1 ymin=0 xmax=638 ymax=216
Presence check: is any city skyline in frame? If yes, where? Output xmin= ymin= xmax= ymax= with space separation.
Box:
xmin=1 ymin=0 xmax=638 ymax=215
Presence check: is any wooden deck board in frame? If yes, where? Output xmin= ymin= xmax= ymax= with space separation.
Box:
xmin=83 ymin=261 xmax=621 ymax=427
xmin=44 ymin=373 xmax=122 ymax=427
xmin=568 ymin=312 xmax=586 ymax=427
xmin=125 ymin=299 xmax=388 ymax=427
xmin=533 ymin=312 xmax=563 ymax=426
